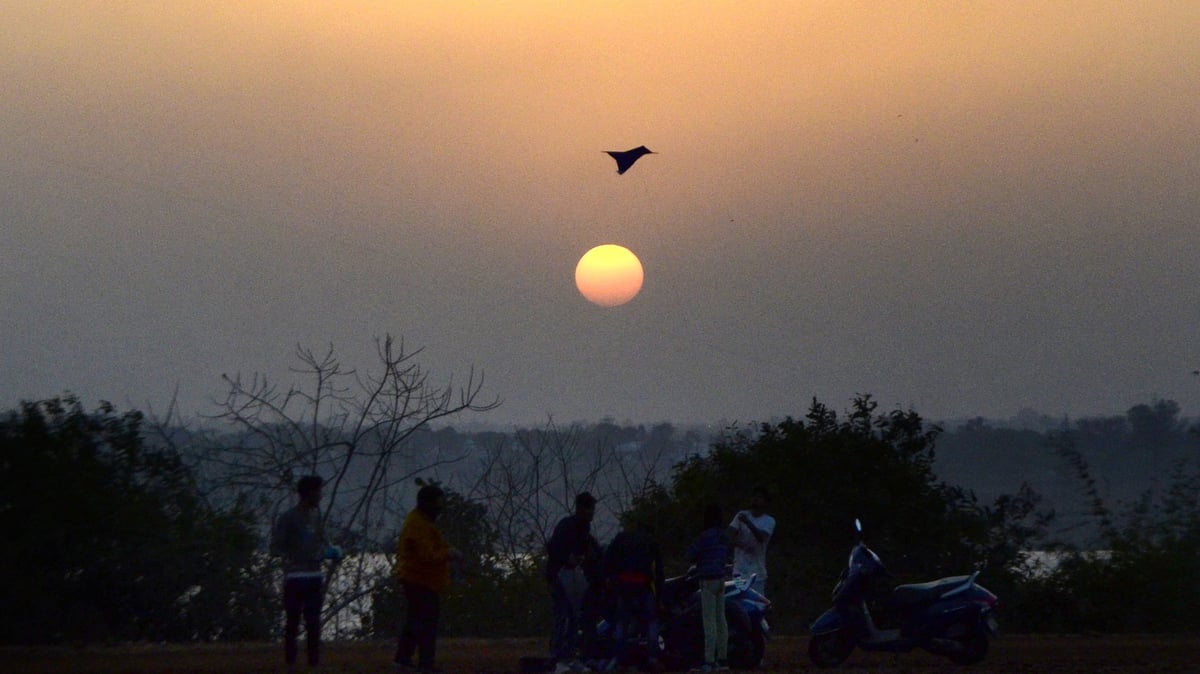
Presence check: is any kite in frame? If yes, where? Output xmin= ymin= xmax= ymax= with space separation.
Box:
xmin=604 ymin=146 xmax=655 ymax=175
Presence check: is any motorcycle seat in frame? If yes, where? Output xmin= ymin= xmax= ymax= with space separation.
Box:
xmin=891 ymin=575 xmax=972 ymax=606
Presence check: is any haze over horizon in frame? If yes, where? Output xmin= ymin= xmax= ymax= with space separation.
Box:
xmin=3 ymin=3 xmax=1199 ymax=428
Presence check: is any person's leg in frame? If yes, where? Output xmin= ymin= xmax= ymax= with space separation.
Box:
xmin=562 ymin=570 xmax=583 ymax=659
xmin=611 ymin=587 xmax=632 ymax=665
xmin=396 ymin=581 xmax=420 ymax=665
xmin=415 ymin=585 xmax=440 ymax=670
xmin=640 ymin=589 xmax=660 ymax=662
xmin=302 ymin=578 xmax=323 ymax=667
xmin=711 ymin=581 xmax=728 ymax=664
xmin=579 ymin=582 xmax=599 ymax=659
xmin=283 ymin=579 xmax=302 ymax=666
xmin=420 ymin=582 xmax=444 ymax=666
xmin=550 ymin=574 xmax=571 ymax=658
xmin=699 ymin=579 xmax=719 ymax=665
xmin=429 ymin=590 xmax=442 ymax=669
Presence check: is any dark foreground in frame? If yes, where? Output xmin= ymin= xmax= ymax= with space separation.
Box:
xmin=5 ymin=635 xmax=1198 ymax=673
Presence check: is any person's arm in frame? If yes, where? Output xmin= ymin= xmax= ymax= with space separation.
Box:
xmin=738 ymin=512 xmax=770 ymax=544
xmin=546 ymin=518 xmax=570 ymax=579
xmin=414 ymin=523 xmax=452 ymax=564
xmin=728 ymin=512 xmax=751 ymax=550
xmin=582 ymin=535 xmax=603 ymax=584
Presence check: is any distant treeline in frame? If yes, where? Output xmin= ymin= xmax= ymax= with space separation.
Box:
xmin=935 ymin=399 xmax=1198 ymax=544
xmin=2 ymin=394 xmax=1197 ymax=644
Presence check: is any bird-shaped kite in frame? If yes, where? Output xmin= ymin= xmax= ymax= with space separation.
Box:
xmin=605 ymin=146 xmax=655 ymax=174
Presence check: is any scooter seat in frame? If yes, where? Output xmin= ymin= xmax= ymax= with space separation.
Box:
xmin=891 ymin=575 xmax=972 ymax=606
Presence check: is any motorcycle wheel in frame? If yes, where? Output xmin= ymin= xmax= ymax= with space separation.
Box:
xmin=948 ymin=632 xmax=988 ymax=665
xmin=724 ymin=601 xmax=763 ymax=670
xmin=808 ymin=630 xmax=854 ymax=668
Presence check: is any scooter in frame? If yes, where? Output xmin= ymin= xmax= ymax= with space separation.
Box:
xmin=659 ymin=567 xmax=771 ymax=670
xmin=521 ymin=568 xmax=770 ymax=673
xmin=808 ymin=520 xmax=999 ymax=667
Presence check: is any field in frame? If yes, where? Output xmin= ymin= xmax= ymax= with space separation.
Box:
xmin=5 ymin=635 xmax=1199 ymax=673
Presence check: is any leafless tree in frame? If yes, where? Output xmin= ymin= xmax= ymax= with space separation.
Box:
xmin=156 ymin=335 xmax=500 ymax=634
xmin=461 ymin=418 xmax=681 ymax=574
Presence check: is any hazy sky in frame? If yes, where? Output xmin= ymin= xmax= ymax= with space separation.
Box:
xmin=3 ymin=2 xmax=1199 ymax=428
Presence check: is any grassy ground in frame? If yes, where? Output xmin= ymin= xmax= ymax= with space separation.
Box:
xmin=4 ymin=634 xmax=1199 ymax=673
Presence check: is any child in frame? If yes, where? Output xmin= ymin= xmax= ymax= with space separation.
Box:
xmin=686 ymin=504 xmax=731 ymax=672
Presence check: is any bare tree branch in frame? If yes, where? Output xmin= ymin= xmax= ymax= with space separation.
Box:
xmin=154 ymin=334 xmax=499 ymax=637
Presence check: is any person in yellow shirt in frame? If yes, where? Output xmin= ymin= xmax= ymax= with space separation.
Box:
xmin=394 ymin=485 xmax=460 ymax=673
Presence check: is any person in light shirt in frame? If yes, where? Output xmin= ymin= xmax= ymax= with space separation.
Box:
xmin=270 ymin=475 xmax=343 ymax=671
xmin=727 ymin=487 xmax=775 ymax=596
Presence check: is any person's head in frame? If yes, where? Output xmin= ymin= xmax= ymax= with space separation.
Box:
xmin=617 ymin=511 xmax=637 ymax=532
xmin=703 ymin=503 xmax=723 ymax=530
xmin=574 ymin=491 xmax=597 ymax=523
xmin=749 ymin=486 xmax=770 ymax=516
xmin=416 ymin=484 xmax=446 ymax=520
xmin=618 ymin=513 xmax=654 ymax=539
xmin=297 ymin=475 xmax=323 ymax=509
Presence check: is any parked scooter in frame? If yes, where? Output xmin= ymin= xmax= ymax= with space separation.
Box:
xmin=808 ymin=520 xmax=998 ymax=667
xmin=522 ymin=567 xmax=770 ymax=673
xmin=659 ymin=567 xmax=771 ymax=670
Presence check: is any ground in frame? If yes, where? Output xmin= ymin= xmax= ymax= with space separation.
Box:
xmin=5 ymin=635 xmax=1198 ymax=673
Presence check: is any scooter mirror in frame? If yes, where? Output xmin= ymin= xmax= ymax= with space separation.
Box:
xmin=854 ymin=518 xmax=862 ymax=534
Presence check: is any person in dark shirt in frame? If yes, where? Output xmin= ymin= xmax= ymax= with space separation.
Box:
xmin=603 ymin=517 xmax=665 ymax=671
xmin=545 ymin=492 xmax=598 ymax=664
xmin=686 ymin=504 xmax=732 ymax=672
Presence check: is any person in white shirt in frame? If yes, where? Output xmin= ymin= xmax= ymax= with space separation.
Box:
xmin=727 ymin=487 xmax=775 ymax=596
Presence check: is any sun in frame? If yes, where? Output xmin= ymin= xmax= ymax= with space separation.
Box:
xmin=575 ymin=244 xmax=644 ymax=307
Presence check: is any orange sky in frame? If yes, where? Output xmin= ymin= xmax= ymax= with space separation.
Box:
xmin=3 ymin=2 xmax=1199 ymax=425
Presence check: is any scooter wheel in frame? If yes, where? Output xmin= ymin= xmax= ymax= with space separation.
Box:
xmin=808 ymin=631 xmax=853 ymax=668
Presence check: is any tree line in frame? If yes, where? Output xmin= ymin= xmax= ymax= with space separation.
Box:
xmin=2 ymin=339 xmax=1197 ymax=643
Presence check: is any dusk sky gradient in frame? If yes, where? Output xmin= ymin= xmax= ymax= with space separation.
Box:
xmin=3 ymin=2 xmax=1199 ymax=427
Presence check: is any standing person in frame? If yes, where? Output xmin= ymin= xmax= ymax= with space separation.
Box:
xmin=270 ymin=475 xmax=343 ymax=671
xmin=687 ymin=504 xmax=731 ymax=672
xmin=603 ymin=517 xmax=665 ymax=672
xmin=394 ymin=484 xmax=460 ymax=673
xmin=545 ymin=492 xmax=598 ymax=669
xmin=727 ymin=487 xmax=775 ymax=597
xmin=577 ymin=533 xmax=606 ymax=663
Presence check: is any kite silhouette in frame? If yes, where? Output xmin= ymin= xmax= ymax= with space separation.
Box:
xmin=605 ymin=146 xmax=655 ymax=174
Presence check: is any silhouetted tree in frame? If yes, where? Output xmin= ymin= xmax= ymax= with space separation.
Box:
xmin=1126 ymin=399 xmax=1182 ymax=450
xmin=0 ymin=396 xmax=269 ymax=643
xmin=617 ymin=396 xmax=1027 ymax=633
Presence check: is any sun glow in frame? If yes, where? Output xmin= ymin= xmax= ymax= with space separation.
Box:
xmin=574 ymin=244 xmax=644 ymax=307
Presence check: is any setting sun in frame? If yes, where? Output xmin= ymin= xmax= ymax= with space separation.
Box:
xmin=574 ymin=244 xmax=644 ymax=307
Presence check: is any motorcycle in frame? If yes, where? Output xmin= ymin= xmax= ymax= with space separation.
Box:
xmin=808 ymin=520 xmax=999 ymax=667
